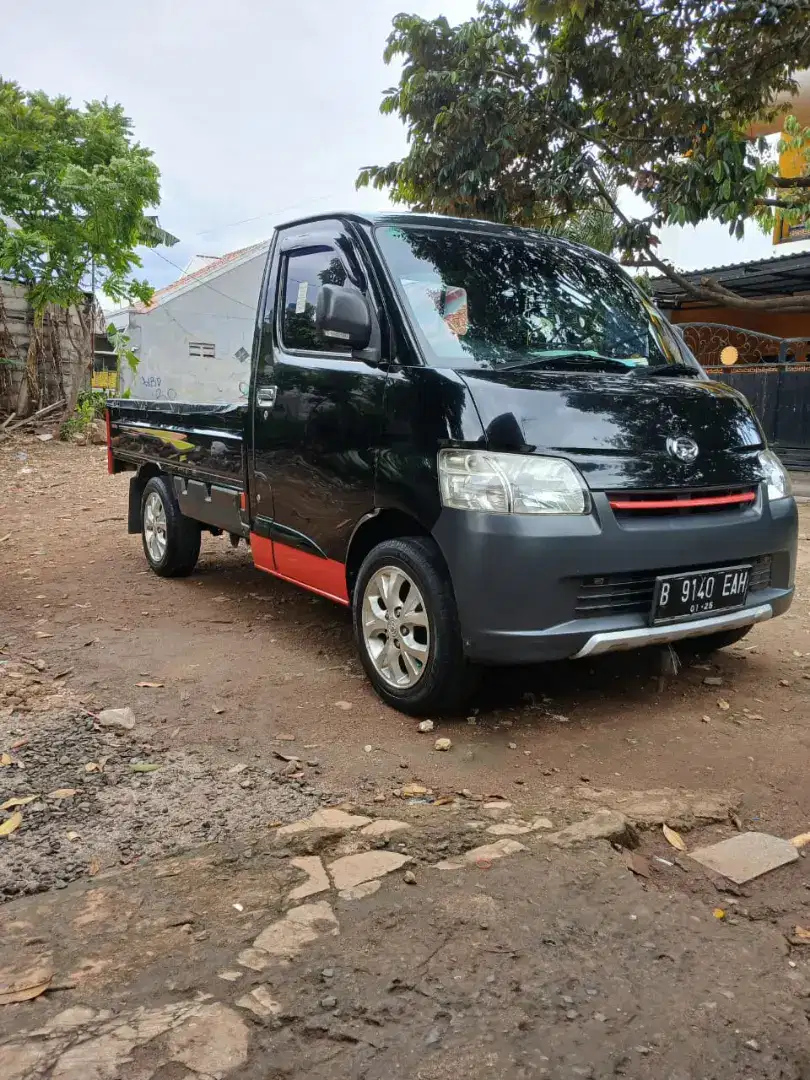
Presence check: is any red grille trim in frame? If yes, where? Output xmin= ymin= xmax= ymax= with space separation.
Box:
xmin=610 ymin=491 xmax=756 ymax=511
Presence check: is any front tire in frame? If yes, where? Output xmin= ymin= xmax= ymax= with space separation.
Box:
xmin=353 ymin=537 xmax=478 ymax=715
xmin=141 ymin=475 xmax=201 ymax=578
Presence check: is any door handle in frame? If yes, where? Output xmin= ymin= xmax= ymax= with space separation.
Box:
xmin=257 ymin=386 xmax=277 ymax=408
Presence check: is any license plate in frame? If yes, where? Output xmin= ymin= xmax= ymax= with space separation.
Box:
xmin=651 ymin=564 xmax=751 ymax=625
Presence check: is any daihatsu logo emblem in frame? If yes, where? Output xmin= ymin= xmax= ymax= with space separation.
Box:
xmin=666 ymin=436 xmax=699 ymax=462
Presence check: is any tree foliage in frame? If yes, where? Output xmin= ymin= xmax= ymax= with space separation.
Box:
xmin=0 ymin=79 xmax=167 ymax=313
xmin=545 ymin=166 xmax=619 ymax=253
xmin=358 ymin=0 xmax=810 ymax=311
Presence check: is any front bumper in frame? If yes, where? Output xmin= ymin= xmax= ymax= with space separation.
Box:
xmin=432 ymin=489 xmax=797 ymax=665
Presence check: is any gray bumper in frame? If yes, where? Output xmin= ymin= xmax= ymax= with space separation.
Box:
xmin=432 ymin=489 xmax=797 ymax=665
xmin=571 ymin=602 xmax=773 ymax=658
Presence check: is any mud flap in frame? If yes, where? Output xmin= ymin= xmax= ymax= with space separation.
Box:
xmin=128 ymin=476 xmax=143 ymax=533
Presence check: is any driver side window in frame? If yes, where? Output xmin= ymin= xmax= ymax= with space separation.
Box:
xmin=280 ymin=248 xmax=352 ymax=353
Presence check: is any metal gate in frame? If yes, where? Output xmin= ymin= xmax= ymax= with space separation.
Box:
xmin=680 ymin=324 xmax=810 ymax=469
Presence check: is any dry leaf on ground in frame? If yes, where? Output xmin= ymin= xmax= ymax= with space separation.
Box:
xmin=48 ymin=788 xmax=79 ymax=799
xmin=0 ymin=753 xmax=12 ymax=766
xmin=624 ymin=851 xmax=651 ymax=878
xmin=790 ymin=831 xmax=810 ymax=849
xmin=130 ymin=763 xmax=160 ymax=773
xmin=1 ymin=795 xmax=37 ymax=810
xmin=0 ymin=812 xmax=23 ymax=838
xmin=717 ymin=699 xmax=730 ymax=711
xmin=401 ymin=783 xmax=429 ymax=798
xmin=663 ymin=824 xmax=687 ymax=851
xmin=136 ymin=681 xmax=164 ymax=688
xmin=792 ymin=925 xmax=810 ymax=942
xmin=0 ymin=969 xmax=52 ymax=1006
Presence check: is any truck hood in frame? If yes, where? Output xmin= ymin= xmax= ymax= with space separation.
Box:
xmin=461 ymin=368 xmax=765 ymax=491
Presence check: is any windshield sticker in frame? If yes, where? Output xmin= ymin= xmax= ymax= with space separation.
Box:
xmin=376 ymin=224 xmax=695 ymax=371
xmin=295 ymin=281 xmax=308 ymax=314
xmin=401 ymin=279 xmax=469 ymax=338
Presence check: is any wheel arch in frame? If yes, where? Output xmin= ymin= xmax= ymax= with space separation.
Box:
xmin=345 ymin=508 xmax=436 ymax=601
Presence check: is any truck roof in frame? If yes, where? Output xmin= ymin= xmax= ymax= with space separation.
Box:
xmin=272 ymin=209 xmax=608 ymax=261
xmin=274 ymin=209 xmax=556 ymax=239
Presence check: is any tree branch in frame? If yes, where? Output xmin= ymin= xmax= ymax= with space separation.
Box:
xmin=586 ymin=161 xmax=810 ymax=312
xmin=645 ymin=246 xmax=810 ymax=311
xmin=769 ymin=174 xmax=810 ymax=189
xmin=753 ymin=197 xmax=803 ymax=209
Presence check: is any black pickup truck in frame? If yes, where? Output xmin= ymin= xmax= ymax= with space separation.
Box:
xmin=108 ymin=211 xmax=797 ymax=714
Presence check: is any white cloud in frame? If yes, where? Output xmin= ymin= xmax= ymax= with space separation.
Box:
xmin=620 ymin=182 xmax=810 ymax=273
xmin=656 ymin=218 xmax=810 ymax=271
xmin=6 ymin=0 xmax=808 ymax=293
xmin=4 ymin=0 xmax=479 ymax=287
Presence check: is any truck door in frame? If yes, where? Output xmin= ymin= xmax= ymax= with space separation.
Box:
xmin=249 ymin=219 xmax=387 ymax=603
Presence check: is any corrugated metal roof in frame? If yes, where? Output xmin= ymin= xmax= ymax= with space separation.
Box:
xmin=651 ymin=249 xmax=810 ymax=306
xmin=653 ymin=249 xmax=810 ymax=279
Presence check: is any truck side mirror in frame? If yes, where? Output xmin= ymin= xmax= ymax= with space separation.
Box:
xmin=316 ymin=285 xmax=371 ymax=351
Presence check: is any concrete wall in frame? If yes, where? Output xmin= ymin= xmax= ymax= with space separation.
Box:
xmin=0 ymin=282 xmax=93 ymax=413
xmin=118 ymin=246 xmax=268 ymax=404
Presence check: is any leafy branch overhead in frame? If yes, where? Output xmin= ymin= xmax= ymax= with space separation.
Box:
xmin=0 ymin=79 xmax=175 ymax=314
xmin=358 ymin=0 xmax=810 ymax=311
xmin=107 ymin=322 xmax=140 ymax=377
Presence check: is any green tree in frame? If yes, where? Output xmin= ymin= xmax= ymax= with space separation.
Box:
xmin=544 ymin=165 xmax=619 ymax=253
xmin=358 ymin=0 xmax=810 ymax=311
xmin=0 ymin=79 xmax=175 ymax=413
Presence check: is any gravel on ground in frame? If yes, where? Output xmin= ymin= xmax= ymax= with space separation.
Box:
xmin=1 ymin=663 xmax=335 ymax=900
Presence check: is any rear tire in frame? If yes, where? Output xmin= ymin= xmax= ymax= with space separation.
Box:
xmin=684 ymin=624 xmax=753 ymax=654
xmin=141 ymin=475 xmax=201 ymax=578
xmin=353 ymin=536 xmax=479 ymax=716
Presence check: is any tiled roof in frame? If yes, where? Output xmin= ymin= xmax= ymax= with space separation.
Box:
xmin=134 ymin=240 xmax=269 ymax=312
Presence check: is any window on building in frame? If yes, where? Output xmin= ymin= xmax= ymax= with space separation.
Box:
xmin=189 ymin=341 xmax=215 ymax=358
xmin=280 ymin=248 xmax=352 ymax=353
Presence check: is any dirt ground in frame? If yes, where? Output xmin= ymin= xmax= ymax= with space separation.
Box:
xmin=2 ymin=436 xmax=809 ymax=1079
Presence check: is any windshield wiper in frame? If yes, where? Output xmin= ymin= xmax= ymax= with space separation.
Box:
xmin=636 ymin=363 xmax=701 ymax=378
xmin=497 ymin=350 xmax=639 ymax=373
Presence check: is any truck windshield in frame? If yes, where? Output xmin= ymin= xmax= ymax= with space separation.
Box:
xmin=375 ymin=224 xmax=698 ymax=373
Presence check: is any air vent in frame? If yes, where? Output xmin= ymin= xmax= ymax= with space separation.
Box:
xmin=189 ymin=341 xmax=215 ymax=358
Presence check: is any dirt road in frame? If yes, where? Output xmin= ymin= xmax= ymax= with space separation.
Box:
xmin=2 ymin=437 xmax=809 ymax=1079
xmin=3 ymin=438 xmax=810 ymax=831
xmin=3 ymin=812 xmax=808 ymax=1080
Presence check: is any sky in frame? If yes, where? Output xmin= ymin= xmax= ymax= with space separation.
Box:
xmin=3 ymin=0 xmax=809 ymax=293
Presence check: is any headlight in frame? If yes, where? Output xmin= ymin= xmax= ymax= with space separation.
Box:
xmin=759 ymin=449 xmax=792 ymax=501
xmin=438 ymin=449 xmax=591 ymax=515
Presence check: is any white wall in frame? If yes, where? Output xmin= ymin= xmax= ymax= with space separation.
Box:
xmin=120 ymin=245 xmax=269 ymax=403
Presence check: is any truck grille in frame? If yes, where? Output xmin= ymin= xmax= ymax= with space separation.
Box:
xmin=608 ymin=487 xmax=758 ymax=517
xmin=575 ymin=556 xmax=772 ymax=617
